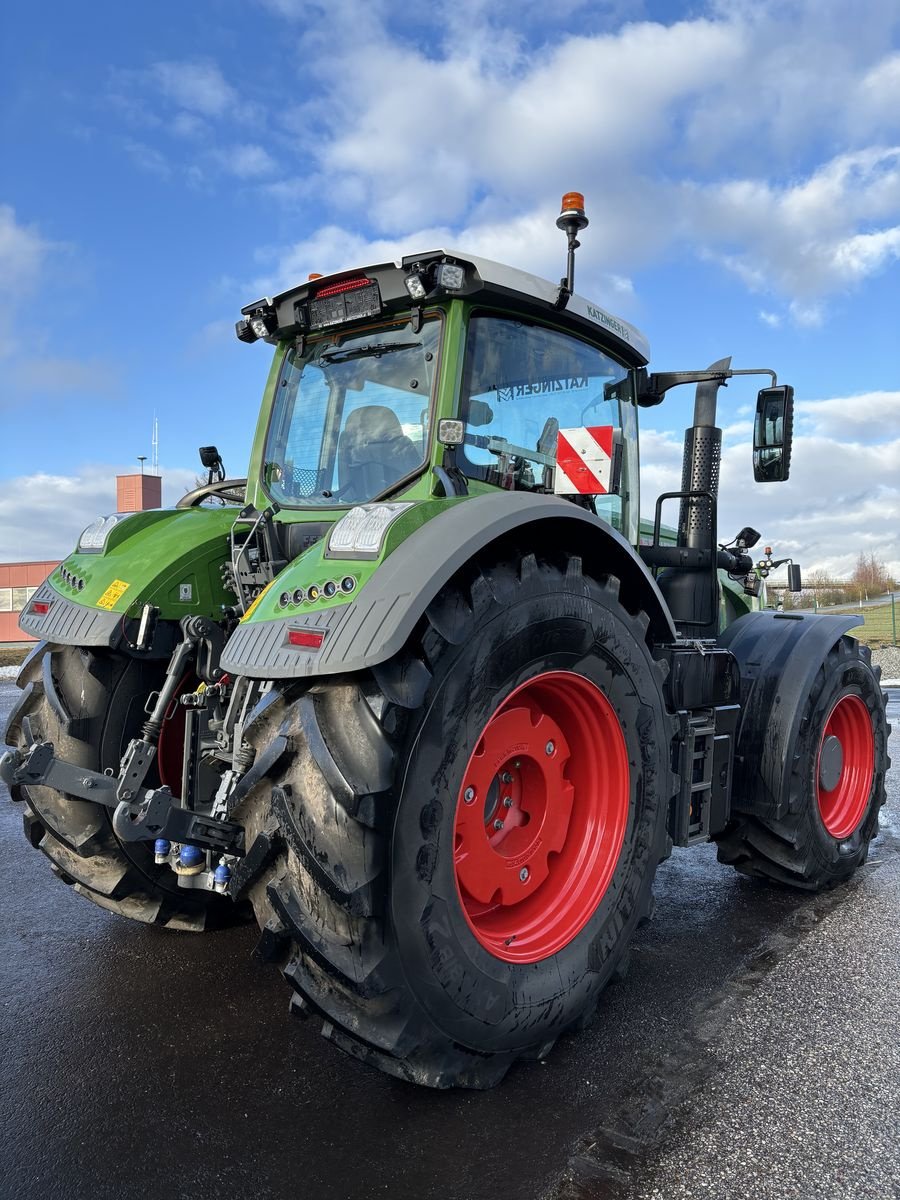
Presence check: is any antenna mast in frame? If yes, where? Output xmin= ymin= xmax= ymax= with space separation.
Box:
xmin=151 ymin=413 xmax=159 ymax=475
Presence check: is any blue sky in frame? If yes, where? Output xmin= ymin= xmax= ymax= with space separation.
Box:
xmin=1 ymin=0 xmax=898 ymax=574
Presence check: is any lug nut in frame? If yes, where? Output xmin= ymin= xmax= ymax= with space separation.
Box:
xmin=545 ymin=741 xmax=555 ymax=756
xmin=493 ymin=819 xmax=504 ymax=831
xmin=464 ymin=786 xmax=476 ymax=804
xmin=501 ymin=771 xmax=513 ymax=784
xmin=502 ymin=796 xmax=513 ymax=808
xmin=519 ymin=867 xmax=529 ymax=882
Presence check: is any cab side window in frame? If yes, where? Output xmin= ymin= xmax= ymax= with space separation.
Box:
xmin=460 ymin=313 xmax=628 ymax=522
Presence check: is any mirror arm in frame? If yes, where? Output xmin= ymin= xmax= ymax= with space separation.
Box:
xmin=730 ymin=368 xmax=777 ymax=387
xmin=637 ymin=365 xmax=777 ymax=407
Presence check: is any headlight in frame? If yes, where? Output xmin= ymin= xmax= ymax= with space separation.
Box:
xmin=327 ymin=503 xmax=413 ymax=558
xmin=77 ymin=513 xmax=128 ymax=553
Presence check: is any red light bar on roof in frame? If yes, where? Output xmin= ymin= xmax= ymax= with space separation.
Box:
xmin=287 ymin=628 xmax=326 ymax=650
xmin=307 ymin=275 xmax=382 ymax=330
xmin=314 ymin=276 xmax=372 ymax=299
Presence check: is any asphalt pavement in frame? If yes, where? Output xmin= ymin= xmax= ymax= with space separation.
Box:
xmin=1 ymin=682 xmax=898 ymax=1200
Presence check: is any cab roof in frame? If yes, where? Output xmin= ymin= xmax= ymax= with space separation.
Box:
xmin=245 ymin=248 xmax=651 ymax=367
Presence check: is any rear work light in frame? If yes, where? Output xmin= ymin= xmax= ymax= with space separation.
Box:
xmin=287 ymin=628 xmax=325 ymax=649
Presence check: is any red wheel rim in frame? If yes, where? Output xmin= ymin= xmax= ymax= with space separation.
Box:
xmin=816 ymin=693 xmax=874 ymax=840
xmin=156 ymin=672 xmax=193 ymax=791
xmin=453 ymin=670 xmax=630 ymax=963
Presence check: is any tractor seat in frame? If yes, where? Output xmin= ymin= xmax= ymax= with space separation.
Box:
xmin=337 ymin=405 xmax=421 ymax=500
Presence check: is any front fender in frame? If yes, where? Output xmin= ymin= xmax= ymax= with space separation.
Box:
xmin=221 ymin=492 xmax=676 ymax=679
xmin=718 ymin=609 xmax=862 ymax=817
xmin=20 ymin=507 xmax=236 ymax=650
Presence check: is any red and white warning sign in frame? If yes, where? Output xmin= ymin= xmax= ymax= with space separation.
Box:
xmin=554 ymin=425 xmax=616 ymax=495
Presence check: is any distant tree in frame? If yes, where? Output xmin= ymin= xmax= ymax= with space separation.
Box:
xmin=850 ymin=552 xmax=895 ymax=597
xmin=803 ymin=569 xmax=849 ymax=609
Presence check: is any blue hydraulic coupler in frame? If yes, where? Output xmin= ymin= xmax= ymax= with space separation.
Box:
xmin=178 ymin=844 xmax=205 ymax=874
xmin=154 ymin=838 xmax=171 ymax=865
xmin=214 ymin=861 xmax=232 ymax=894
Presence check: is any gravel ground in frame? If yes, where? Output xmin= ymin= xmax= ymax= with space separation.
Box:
xmin=873 ymin=645 xmax=900 ymax=685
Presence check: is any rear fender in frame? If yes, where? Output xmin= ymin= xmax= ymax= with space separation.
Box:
xmin=19 ymin=507 xmax=236 ymax=652
xmin=220 ymin=492 xmax=676 ymax=679
xmin=718 ymin=610 xmax=862 ymax=817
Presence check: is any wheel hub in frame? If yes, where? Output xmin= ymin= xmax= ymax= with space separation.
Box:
xmin=818 ymin=734 xmax=843 ymax=792
xmin=816 ymin=693 xmax=875 ymax=840
xmin=453 ymin=670 xmax=630 ymax=963
xmin=454 ymin=705 xmax=573 ymax=907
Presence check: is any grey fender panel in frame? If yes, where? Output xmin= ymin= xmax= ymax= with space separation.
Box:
xmin=18 ymin=581 xmax=123 ymax=649
xmin=220 ymin=492 xmax=677 ymax=680
xmin=718 ymin=610 xmax=861 ymax=813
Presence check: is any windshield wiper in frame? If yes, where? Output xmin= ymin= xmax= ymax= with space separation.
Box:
xmin=320 ymin=340 xmax=422 ymax=364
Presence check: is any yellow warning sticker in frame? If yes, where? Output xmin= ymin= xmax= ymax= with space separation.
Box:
xmin=97 ymin=579 xmax=130 ymax=610
xmin=241 ymin=578 xmax=276 ymax=622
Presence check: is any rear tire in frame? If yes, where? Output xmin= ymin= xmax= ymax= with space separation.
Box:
xmin=714 ymin=636 xmax=889 ymax=890
xmin=5 ymin=642 xmax=236 ymax=930
xmin=235 ymin=553 xmax=673 ymax=1088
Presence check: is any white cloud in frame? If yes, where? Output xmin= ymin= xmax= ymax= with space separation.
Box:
xmin=305 ymin=17 xmax=741 ymax=231
xmin=0 ymin=465 xmax=199 ymax=561
xmin=683 ymin=147 xmax=900 ymax=312
xmin=121 ymin=138 xmax=171 ymax=178
xmin=857 ymin=51 xmax=900 ymax=129
xmin=217 ymin=143 xmax=277 ymax=178
xmin=641 ymin=390 xmax=900 ymax=577
xmin=0 ymin=206 xmax=53 ymax=358
xmin=171 ymin=112 xmax=209 ymax=139
xmin=150 ymin=61 xmax=236 ymax=117
xmin=758 ymin=310 xmax=781 ymax=328
xmin=796 ymin=390 xmax=900 ymax=442
xmin=243 ymin=3 xmax=900 ymax=322
xmin=254 ymin=210 xmax=638 ymax=315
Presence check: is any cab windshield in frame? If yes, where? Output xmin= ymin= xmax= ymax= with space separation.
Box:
xmin=263 ymin=315 xmax=440 ymax=507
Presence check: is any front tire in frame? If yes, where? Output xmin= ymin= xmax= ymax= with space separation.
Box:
xmin=714 ymin=636 xmax=889 ymax=890
xmin=237 ymin=553 xmax=674 ymax=1087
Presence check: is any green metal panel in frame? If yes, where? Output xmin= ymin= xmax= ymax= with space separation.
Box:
xmin=51 ymin=506 xmax=237 ymax=618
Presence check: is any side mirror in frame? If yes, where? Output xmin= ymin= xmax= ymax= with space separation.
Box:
xmin=753 ymin=385 xmax=794 ymax=482
xmin=199 ymin=445 xmax=225 ymax=485
xmin=788 ymin=563 xmax=802 ymax=592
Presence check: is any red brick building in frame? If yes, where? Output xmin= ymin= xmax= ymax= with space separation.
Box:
xmin=0 ymin=473 xmax=162 ymax=644
xmin=0 ymin=561 xmax=60 ymax=643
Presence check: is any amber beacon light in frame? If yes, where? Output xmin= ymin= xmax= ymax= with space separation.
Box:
xmin=555 ymin=191 xmax=589 ymax=308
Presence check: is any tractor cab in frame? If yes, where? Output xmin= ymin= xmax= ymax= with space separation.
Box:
xmin=235 ymin=202 xmax=648 ymax=532
xmin=227 ymin=194 xmax=794 ymax=641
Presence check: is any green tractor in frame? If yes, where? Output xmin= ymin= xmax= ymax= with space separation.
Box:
xmin=2 ymin=194 xmax=890 ymax=1088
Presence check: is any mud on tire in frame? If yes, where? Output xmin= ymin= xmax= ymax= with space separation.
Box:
xmin=5 ymin=642 xmax=236 ymax=930
xmin=235 ymin=552 xmax=675 ymax=1088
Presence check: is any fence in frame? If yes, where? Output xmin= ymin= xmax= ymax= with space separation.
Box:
xmin=772 ymin=587 xmax=899 ymax=645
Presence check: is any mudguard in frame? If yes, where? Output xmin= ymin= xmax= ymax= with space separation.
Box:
xmin=19 ymin=507 xmax=236 ymax=652
xmin=718 ymin=609 xmax=862 ymax=818
xmin=220 ymin=492 xmax=677 ymax=679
